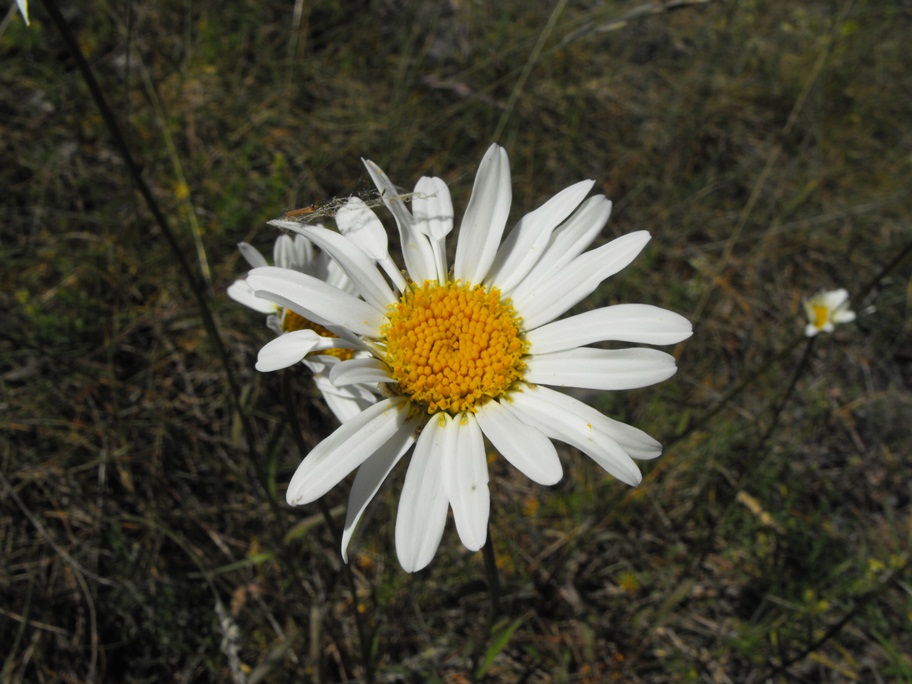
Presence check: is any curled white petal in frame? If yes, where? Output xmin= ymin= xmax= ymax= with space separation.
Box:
xmin=273 ymin=234 xmax=315 ymax=270
xmin=525 ymin=347 xmax=678 ymax=390
xmin=269 ymin=221 xmax=396 ymax=311
xmin=413 ymin=176 xmax=453 ymax=283
xmin=335 ymin=198 xmax=408 ymax=292
xmin=247 ymin=266 xmax=385 ymax=338
xmin=335 ymin=197 xmax=390 ymax=260
xmin=363 ymin=158 xmax=437 ymax=285
xmin=255 ymin=330 xmax=322 ymax=372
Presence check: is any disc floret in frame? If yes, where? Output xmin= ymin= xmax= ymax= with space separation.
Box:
xmin=382 ymin=281 xmax=528 ymax=415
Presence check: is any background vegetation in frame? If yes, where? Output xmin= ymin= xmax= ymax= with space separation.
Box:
xmin=2 ymin=0 xmax=911 ymax=681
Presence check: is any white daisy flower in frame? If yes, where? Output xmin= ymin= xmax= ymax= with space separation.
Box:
xmin=803 ymin=288 xmax=856 ymax=337
xmin=228 ymin=233 xmax=376 ymax=423
xmin=247 ymin=144 xmax=692 ymax=572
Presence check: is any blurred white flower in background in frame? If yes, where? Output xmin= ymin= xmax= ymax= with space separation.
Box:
xmin=803 ymin=288 xmax=856 ymax=337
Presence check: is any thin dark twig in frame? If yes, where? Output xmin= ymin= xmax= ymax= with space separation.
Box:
xmin=762 ymin=554 xmax=912 ymax=680
xmin=667 ymin=333 xmax=806 ymax=449
xmin=1 ymin=472 xmax=116 ymax=588
xmin=855 ymin=235 xmax=912 ymax=305
xmin=38 ymin=0 xmax=257 ymax=463
xmin=683 ymin=336 xmax=816 ymax=571
xmin=751 ymin=336 xmax=816 ymax=458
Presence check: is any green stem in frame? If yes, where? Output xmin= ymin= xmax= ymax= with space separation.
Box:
xmin=482 ymin=528 xmax=501 ymax=622
xmin=471 ymin=527 xmax=501 ymax=680
xmin=492 ymin=0 xmax=569 ymax=142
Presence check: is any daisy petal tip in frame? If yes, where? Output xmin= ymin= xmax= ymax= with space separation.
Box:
xmin=396 ymin=549 xmax=426 ymax=574
xmin=462 ymin=532 xmax=487 ymax=553
xmin=539 ymin=466 xmax=564 ymax=487
xmin=616 ymin=463 xmax=644 ymax=487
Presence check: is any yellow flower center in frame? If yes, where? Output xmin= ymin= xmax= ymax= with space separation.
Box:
xmin=282 ymin=309 xmax=353 ymax=361
xmin=382 ymin=281 xmax=528 ymax=415
xmin=811 ymin=303 xmax=830 ymax=330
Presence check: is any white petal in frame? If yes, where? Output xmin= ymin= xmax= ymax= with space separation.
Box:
xmin=833 ymin=310 xmax=856 ymax=324
xmin=486 ymin=179 xmax=594 ymax=294
xmin=475 ymin=399 xmax=562 ymax=485
xmin=525 ymin=347 xmax=677 ymax=390
xmin=510 ymin=195 xmax=612 ymax=300
xmin=334 ymin=198 xmax=408 ymax=292
xmin=341 ymin=413 xmax=421 ymax=561
xmin=362 ymin=158 xmax=437 ymax=284
xmin=512 ymin=231 xmax=651 ymax=330
xmin=525 ymin=304 xmax=693 ymax=353
xmin=329 ymin=357 xmax=396 ymax=386
xmin=396 ymin=414 xmax=449 ymax=572
xmin=269 ymin=221 xmax=396 ymax=311
xmin=291 ymin=234 xmax=316 ymax=270
xmin=515 ymin=385 xmax=662 ymax=460
xmin=227 ymin=279 xmax=276 ymax=314
xmin=443 ymin=413 xmax=489 ymax=552
xmin=311 ymin=371 xmax=378 ymax=423
xmin=16 ymin=0 xmax=29 ymax=25
xmin=335 ymin=197 xmax=390 ymax=260
xmin=322 ymin=254 xmax=361 ymax=297
xmin=412 ymin=176 xmax=454 ymax=241
xmin=272 ymin=235 xmax=293 ymax=268
xmin=255 ymin=330 xmax=322 ymax=372
xmin=413 ymin=176 xmax=453 ymax=283
xmin=247 ymin=266 xmax=385 ymax=338
xmin=505 ymin=387 xmax=642 ymax=486
xmin=454 ymin=144 xmax=512 ymax=285
xmin=823 ymin=289 xmax=850 ymax=309
xmin=286 ymin=397 xmax=409 ymax=505
xmin=237 ymin=242 xmax=269 ymax=269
